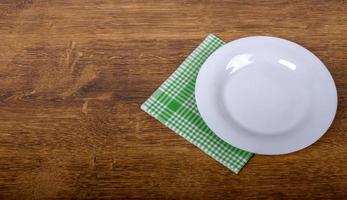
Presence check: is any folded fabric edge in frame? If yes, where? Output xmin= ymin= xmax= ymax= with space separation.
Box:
xmin=142 ymin=103 xmax=245 ymax=174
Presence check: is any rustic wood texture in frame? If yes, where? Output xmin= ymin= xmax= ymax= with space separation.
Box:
xmin=0 ymin=0 xmax=346 ymax=199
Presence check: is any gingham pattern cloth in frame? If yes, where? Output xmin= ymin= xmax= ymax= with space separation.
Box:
xmin=141 ymin=34 xmax=253 ymax=173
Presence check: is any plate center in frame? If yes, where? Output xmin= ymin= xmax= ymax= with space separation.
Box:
xmin=222 ymin=61 xmax=310 ymax=135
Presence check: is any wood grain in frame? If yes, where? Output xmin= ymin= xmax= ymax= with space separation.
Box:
xmin=0 ymin=0 xmax=346 ymax=199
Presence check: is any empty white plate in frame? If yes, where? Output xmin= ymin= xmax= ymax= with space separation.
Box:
xmin=195 ymin=36 xmax=337 ymax=155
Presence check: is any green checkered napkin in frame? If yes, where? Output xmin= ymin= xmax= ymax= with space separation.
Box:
xmin=141 ymin=34 xmax=253 ymax=173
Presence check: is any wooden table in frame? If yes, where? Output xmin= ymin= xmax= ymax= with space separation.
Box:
xmin=0 ymin=0 xmax=346 ymax=199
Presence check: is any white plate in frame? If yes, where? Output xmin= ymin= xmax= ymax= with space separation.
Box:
xmin=195 ymin=36 xmax=337 ymax=155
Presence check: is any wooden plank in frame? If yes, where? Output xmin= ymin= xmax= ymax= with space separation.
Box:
xmin=0 ymin=0 xmax=346 ymax=199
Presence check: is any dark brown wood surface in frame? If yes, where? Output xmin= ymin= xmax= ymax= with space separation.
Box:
xmin=0 ymin=0 xmax=346 ymax=199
